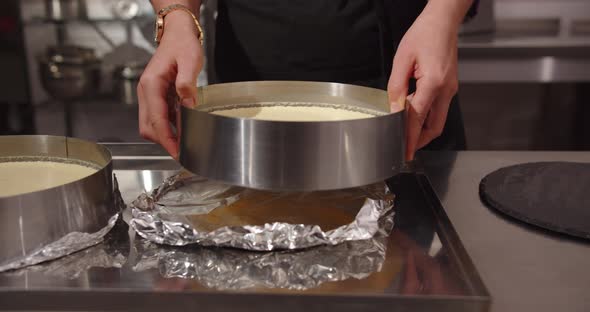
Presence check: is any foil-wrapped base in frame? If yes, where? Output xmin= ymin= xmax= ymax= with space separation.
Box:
xmin=130 ymin=173 xmax=395 ymax=251
xmin=132 ymin=211 xmax=394 ymax=291
xmin=3 ymin=219 xmax=129 ymax=278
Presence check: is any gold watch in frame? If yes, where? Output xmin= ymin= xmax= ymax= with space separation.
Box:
xmin=154 ymin=4 xmax=204 ymax=46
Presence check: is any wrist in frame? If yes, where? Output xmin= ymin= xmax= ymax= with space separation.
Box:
xmin=155 ymin=4 xmax=204 ymax=45
xmin=150 ymin=0 xmax=201 ymax=16
xmin=164 ymin=10 xmax=197 ymax=29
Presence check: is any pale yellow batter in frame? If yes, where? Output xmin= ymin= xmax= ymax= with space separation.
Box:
xmin=0 ymin=161 xmax=97 ymax=197
xmin=212 ymin=106 xmax=375 ymax=121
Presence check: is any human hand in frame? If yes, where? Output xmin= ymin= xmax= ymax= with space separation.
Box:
xmin=388 ymin=0 xmax=471 ymax=160
xmin=138 ymin=11 xmax=203 ymax=158
xmin=390 ymin=229 xmax=462 ymax=295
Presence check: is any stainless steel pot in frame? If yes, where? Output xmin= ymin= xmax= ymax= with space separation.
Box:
xmin=113 ymin=62 xmax=144 ymax=106
xmin=39 ymin=45 xmax=101 ymax=100
xmin=179 ymin=81 xmax=406 ymax=191
xmin=44 ymin=0 xmax=87 ymax=21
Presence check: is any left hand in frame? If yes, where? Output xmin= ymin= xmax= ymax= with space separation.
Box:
xmin=391 ymin=229 xmax=462 ymax=295
xmin=388 ymin=0 xmax=470 ymax=160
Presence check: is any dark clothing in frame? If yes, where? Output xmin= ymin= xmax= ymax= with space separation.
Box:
xmin=214 ymin=0 xmax=467 ymax=150
xmin=215 ymin=0 xmax=382 ymax=83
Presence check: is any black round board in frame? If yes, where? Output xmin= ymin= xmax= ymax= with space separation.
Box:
xmin=479 ymin=162 xmax=590 ymax=240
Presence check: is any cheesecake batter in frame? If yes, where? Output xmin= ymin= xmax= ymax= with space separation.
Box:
xmin=212 ymin=105 xmax=375 ymax=121
xmin=0 ymin=160 xmax=98 ymax=197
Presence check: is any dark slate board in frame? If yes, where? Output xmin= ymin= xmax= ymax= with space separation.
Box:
xmin=479 ymin=162 xmax=590 ymax=240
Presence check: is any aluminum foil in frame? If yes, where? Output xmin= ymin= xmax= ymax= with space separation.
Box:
xmin=130 ymin=172 xmax=394 ymax=251
xmin=0 ymin=178 xmax=125 ymax=272
xmin=132 ymin=211 xmax=394 ymax=290
xmin=2 ymin=220 xmax=129 ymax=278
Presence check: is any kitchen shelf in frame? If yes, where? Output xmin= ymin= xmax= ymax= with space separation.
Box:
xmin=24 ymin=15 xmax=152 ymax=26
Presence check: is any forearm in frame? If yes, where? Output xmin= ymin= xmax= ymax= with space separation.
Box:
xmin=150 ymin=0 xmax=202 ymax=15
xmin=425 ymin=0 xmax=474 ymax=27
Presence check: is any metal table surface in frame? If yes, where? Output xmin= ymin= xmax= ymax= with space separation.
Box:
xmin=1 ymin=145 xmax=588 ymax=311
xmin=420 ymin=151 xmax=590 ymax=312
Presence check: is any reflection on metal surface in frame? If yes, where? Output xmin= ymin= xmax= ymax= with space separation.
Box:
xmin=540 ymin=56 xmax=556 ymax=82
xmin=0 ymin=213 xmax=120 ymax=272
xmin=180 ymin=81 xmax=405 ymax=191
xmin=130 ymin=172 xmax=395 ymax=251
xmin=0 ymin=164 xmax=490 ymax=312
xmin=132 ymin=214 xmax=393 ymax=291
xmin=141 ymin=170 xmax=153 ymax=193
xmin=4 ymin=220 xmax=129 ymax=279
xmin=427 ymin=233 xmax=443 ymax=258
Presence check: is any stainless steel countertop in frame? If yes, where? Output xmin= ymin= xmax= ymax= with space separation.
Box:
xmin=420 ymin=151 xmax=590 ymax=312
xmin=1 ymin=144 xmax=589 ymax=311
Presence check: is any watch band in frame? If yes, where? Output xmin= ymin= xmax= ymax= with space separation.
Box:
xmin=155 ymin=4 xmax=204 ymax=46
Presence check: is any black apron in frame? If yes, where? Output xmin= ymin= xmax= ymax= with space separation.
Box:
xmin=214 ymin=0 xmax=466 ymax=150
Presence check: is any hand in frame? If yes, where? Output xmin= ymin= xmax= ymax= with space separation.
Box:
xmin=388 ymin=1 xmax=469 ymax=160
xmin=138 ymin=11 xmax=203 ymax=158
xmin=390 ymin=229 xmax=462 ymax=295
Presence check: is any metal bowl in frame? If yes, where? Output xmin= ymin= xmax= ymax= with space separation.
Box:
xmin=113 ymin=62 xmax=145 ymax=106
xmin=0 ymin=136 xmax=116 ymax=270
xmin=179 ymin=81 xmax=405 ymax=191
xmin=39 ymin=45 xmax=101 ymax=101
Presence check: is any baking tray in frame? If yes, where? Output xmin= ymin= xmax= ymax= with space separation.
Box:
xmin=179 ymin=81 xmax=405 ymax=191
xmin=0 ymin=162 xmax=490 ymax=312
xmin=0 ymin=135 xmax=117 ymax=270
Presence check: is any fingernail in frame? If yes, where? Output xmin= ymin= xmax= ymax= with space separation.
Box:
xmin=397 ymin=95 xmax=407 ymax=109
xmin=390 ymin=96 xmax=407 ymax=113
xmin=389 ymin=101 xmax=396 ymax=113
xmin=181 ymin=97 xmax=195 ymax=108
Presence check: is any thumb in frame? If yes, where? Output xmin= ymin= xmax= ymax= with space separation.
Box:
xmin=387 ymin=50 xmax=414 ymax=113
xmin=175 ymin=52 xmax=203 ymax=108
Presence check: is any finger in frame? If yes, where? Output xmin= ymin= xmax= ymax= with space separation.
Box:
xmin=140 ymin=72 xmax=179 ymax=158
xmin=149 ymin=115 xmax=178 ymax=159
xmin=416 ymin=90 xmax=453 ymax=149
xmin=175 ymin=48 xmax=203 ymax=108
xmin=137 ymin=82 xmax=153 ymax=141
xmin=387 ymin=48 xmax=414 ymax=113
xmin=412 ymin=252 xmax=448 ymax=295
xmin=406 ymin=79 xmax=439 ymax=160
xmin=166 ymin=88 xmax=179 ymax=125
xmin=401 ymin=252 xmax=420 ymax=295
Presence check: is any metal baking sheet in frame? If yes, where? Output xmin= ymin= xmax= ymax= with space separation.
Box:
xmin=0 ymin=154 xmax=490 ymax=312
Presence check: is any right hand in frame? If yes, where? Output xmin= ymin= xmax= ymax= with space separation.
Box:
xmin=138 ymin=11 xmax=204 ymax=158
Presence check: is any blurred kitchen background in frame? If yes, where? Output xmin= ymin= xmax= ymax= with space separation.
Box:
xmin=1 ymin=0 xmax=589 ymax=150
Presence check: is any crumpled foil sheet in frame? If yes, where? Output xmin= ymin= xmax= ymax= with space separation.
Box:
xmin=3 ymin=220 xmax=129 ymax=278
xmin=132 ymin=212 xmax=394 ymax=290
xmin=130 ymin=172 xmax=394 ymax=251
xmin=0 ymin=178 xmax=125 ymax=272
